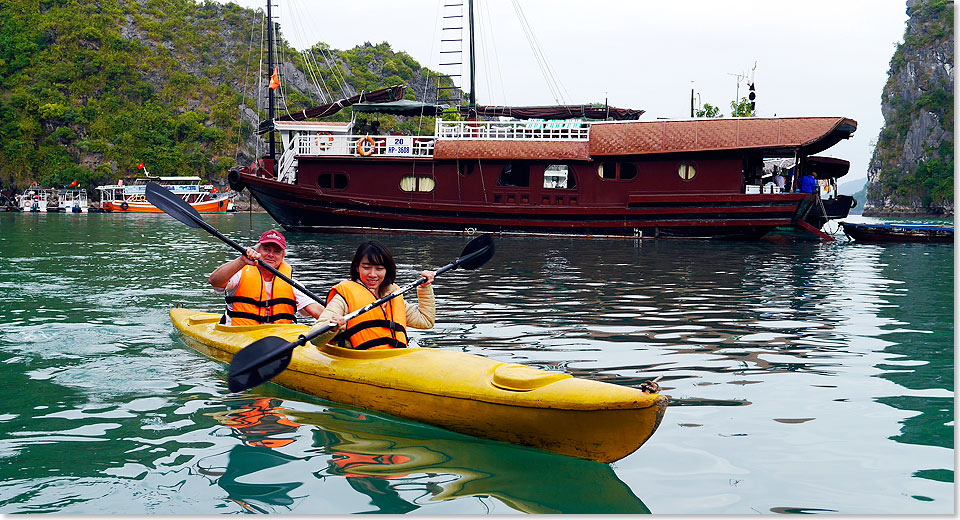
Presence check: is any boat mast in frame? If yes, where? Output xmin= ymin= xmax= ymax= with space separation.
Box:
xmin=266 ymin=0 xmax=276 ymax=163
xmin=467 ymin=0 xmax=476 ymax=116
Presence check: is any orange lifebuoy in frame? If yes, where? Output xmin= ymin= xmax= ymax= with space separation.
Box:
xmin=315 ymin=132 xmax=333 ymax=150
xmin=356 ymin=135 xmax=376 ymax=156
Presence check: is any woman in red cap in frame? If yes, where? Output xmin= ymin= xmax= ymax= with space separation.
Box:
xmin=208 ymin=230 xmax=324 ymax=325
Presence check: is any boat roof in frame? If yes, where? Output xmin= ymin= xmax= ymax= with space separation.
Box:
xmin=588 ymin=117 xmax=857 ymax=157
xmin=273 ymin=121 xmax=353 ymax=133
xmin=434 ymin=116 xmax=857 ymax=160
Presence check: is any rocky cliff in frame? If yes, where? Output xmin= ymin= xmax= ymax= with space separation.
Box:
xmin=865 ymin=0 xmax=954 ymax=217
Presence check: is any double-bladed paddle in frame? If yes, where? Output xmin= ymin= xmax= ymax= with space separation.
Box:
xmin=226 ymin=233 xmax=495 ymax=393
xmin=144 ymin=181 xmax=326 ymax=305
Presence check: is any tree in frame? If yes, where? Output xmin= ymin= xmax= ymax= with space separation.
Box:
xmin=730 ymin=97 xmax=754 ymax=117
xmin=695 ymin=103 xmax=722 ymax=118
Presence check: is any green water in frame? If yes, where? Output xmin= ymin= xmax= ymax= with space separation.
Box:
xmin=0 ymin=212 xmax=953 ymax=513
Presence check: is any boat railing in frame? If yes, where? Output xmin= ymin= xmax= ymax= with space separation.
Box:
xmin=295 ymin=134 xmax=437 ymax=158
xmin=436 ymin=119 xmax=591 ymax=141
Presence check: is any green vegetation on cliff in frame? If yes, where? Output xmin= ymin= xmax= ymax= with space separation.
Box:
xmin=867 ymin=0 xmax=954 ymax=215
xmin=0 ymin=0 xmax=449 ymax=190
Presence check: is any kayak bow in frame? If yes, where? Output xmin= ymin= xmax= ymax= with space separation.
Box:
xmin=170 ymin=307 xmax=667 ymax=462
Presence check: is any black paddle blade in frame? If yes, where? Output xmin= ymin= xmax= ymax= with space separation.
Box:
xmin=227 ymin=336 xmax=295 ymax=392
xmin=145 ymin=181 xmax=203 ymax=229
xmin=457 ymin=234 xmax=494 ymax=270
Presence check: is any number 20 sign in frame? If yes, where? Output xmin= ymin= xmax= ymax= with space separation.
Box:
xmin=386 ymin=136 xmax=413 ymax=156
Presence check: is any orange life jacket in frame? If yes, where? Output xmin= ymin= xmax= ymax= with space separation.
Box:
xmin=225 ymin=262 xmax=297 ymax=325
xmin=328 ymin=280 xmax=407 ymax=350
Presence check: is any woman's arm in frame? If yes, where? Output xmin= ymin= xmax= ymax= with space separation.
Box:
xmin=308 ymin=294 xmax=348 ymax=347
xmin=405 ymin=283 xmax=435 ymax=329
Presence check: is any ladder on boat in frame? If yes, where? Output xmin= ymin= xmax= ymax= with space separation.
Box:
xmin=437 ymin=2 xmax=465 ymax=105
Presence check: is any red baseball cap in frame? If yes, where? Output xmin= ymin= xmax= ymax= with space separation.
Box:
xmin=258 ymin=230 xmax=286 ymax=250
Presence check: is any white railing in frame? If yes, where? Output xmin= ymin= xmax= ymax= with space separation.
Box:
xmin=436 ymin=119 xmax=591 ymax=141
xmin=295 ymin=134 xmax=436 ymax=157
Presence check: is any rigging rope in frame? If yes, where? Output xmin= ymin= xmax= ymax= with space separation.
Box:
xmin=510 ymin=0 xmax=570 ymax=105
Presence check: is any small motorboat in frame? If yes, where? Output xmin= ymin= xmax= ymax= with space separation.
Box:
xmin=840 ymin=221 xmax=954 ymax=243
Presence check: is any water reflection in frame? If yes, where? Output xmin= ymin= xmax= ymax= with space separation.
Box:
xmin=202 ymin=396 xmax=649 ymax=514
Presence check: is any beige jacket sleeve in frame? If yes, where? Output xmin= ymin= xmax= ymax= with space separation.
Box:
xmin=307 ymin=294 xmax=348 ymax=348
xmin=406 ymin=284 xmax=435 ymax=329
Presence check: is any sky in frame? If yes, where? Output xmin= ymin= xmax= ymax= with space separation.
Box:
xmin=220 ymin=0 xmax=910 ymax=183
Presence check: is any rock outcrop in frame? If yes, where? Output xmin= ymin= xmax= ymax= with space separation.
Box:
xmin=865 ymin=0 xmax=954 ymax=217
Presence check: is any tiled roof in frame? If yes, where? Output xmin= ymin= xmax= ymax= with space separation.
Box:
xmin=431 ymin=117 xmax=856 ymax=160
xmin=433 ymin=140 xmax=590 ymax=160
xmin=588 ymin=117 xmax=857 ymax=156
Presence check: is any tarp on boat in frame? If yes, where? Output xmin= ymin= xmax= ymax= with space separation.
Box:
xmin=258 ymin=85 xmax=406 ymax=134
xmin=352 ymin=99 xmax=447 ymax=116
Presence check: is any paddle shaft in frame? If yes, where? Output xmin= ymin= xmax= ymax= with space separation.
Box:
xmin=242 ymin=246 xmax=484 ymax=369
xmin=184 ymin=212 xmax=326 ymax=304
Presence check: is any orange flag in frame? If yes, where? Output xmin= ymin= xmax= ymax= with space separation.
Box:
xmin=269 ymin=67 xmax=280 ymax=90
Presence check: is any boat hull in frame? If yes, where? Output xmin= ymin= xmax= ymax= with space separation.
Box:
xmin=241 ymin=171 xmax=811 ymax=239
xmin=170 ymin=307 xmax=667 ymax=462
xmin=841 ymin=222 xmax=954 ymax=243
xmin=102 ymin=198 xmax=231 ymax=213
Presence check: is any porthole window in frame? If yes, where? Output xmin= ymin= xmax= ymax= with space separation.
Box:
xmin=317 ymin=172 xmax=348 ymax=190
xmin=598 ymin=162 xmax=636 ymax=181
xmin=678 ymin=163 xmax=696 ymax=181
xmin=400 ymin=176 xmax=435 ymax=192
xmin=598 ymin=162 xmax=617 ymax=179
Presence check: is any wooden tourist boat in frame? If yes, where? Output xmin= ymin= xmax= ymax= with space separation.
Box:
xmin=96 ymin=176 xmax=234 ymax=213
xmin=840 ymin=222 xmax=954 ymax=243
xmin=227 ymin=1 xmax=857 ymax=240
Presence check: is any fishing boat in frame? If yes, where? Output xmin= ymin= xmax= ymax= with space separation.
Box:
xmin=96 ymin=176 xmax=234 ymax=213
xmin=169 ymin=307 xmax=667 ymax=463
xmin=57 ymin=189 xmax=89 ymax=213
xmin=840 ymin=221 xmax=954 ymax=243
xmin=227 ymin=1 xmax=858 ymax=240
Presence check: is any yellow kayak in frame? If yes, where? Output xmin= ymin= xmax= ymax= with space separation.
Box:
xmin=170 ymin=307 xmax=667 ymax=462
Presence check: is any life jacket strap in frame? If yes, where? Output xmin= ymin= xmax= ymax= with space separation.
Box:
xmin=225 ymin=295 xmax=298 ymax=308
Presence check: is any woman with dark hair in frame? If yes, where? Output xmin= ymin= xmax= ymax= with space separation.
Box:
xmin=309 ymin=240 xmax=436 ymax=350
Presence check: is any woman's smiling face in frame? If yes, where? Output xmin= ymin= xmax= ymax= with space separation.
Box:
xmin=358 ymin=256 xmax=387 ymax=293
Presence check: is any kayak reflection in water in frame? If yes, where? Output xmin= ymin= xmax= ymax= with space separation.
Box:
xmin=209 ymin=399 xmax=420 ymax=513
xmin=220 ymin=397 xmax=300 ymax=448
xmin=309 ymin=240 xmax=436 ymax=350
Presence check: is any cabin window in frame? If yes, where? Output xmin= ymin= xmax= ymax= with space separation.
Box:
xmin=678 ymin=163 xmax=696 ymax=181
xmin=598 ymin=162 xmax=617 ymax=179
xmin=459 ymin=161 xmax=476 ymax=176
xmin=598 ymin=162 xmax=636 ymax=180
xmin=543 ymin=164 xmax=577 ymax=189
xmin=497 ymin=163 xmax=530 ymax=187
xmin=317 ymin=172 xmax=348 ymax=190
xmin=400 ymin=176 xmax=435 ymax=192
